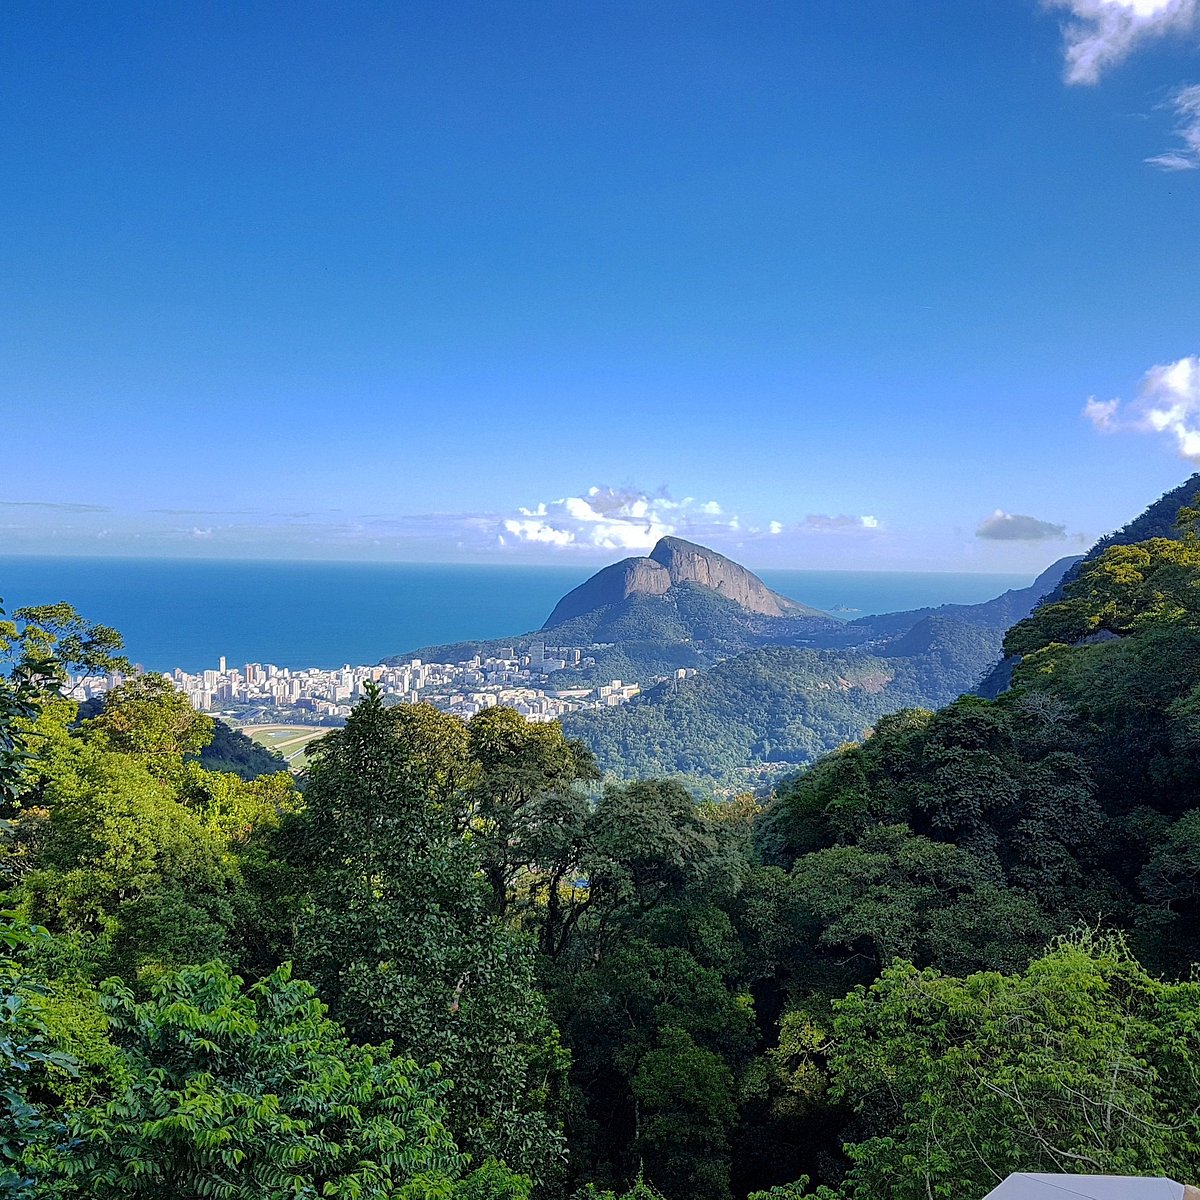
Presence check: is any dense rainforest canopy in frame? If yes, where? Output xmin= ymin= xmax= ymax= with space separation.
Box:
xmin=2 ymin=498 xmax=1200 ymax=1199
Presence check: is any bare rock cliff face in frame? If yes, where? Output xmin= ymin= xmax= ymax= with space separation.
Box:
xmin=649 ymin=536 xmax=810 ymax=618
xmin=542 ymin=556 xmax=670 ymax=628
xmin=542 ymin=536 xmax=815 ymax=628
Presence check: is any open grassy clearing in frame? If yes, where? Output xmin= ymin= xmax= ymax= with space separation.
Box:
xmin=241 ymin=724 xmax=330 ymax=770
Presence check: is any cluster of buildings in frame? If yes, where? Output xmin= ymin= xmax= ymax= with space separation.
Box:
xmin=71 ymin=642 xmax=685 ymax=725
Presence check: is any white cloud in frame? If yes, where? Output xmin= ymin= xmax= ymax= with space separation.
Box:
xmin=1083 ymin=396 xmax=1121 ymax=429
xmin=500 ymin=519 xmax=575 ymax=547
xmin=1146 ymin=83 xmax=1200 ymax=168
xmin=1048 ymin=0 xmax=1200 ymax=85
xmin=500 ymin=485 xmax=727 ymax=552
xmin=1083 ymin=354 xmax=1200 ymax=460
xmin=497 ymin=489 xmax=888 ymax=554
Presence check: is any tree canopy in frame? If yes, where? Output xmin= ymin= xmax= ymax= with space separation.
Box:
xmin=6 ymin=508 xmax=1200 ymax=1200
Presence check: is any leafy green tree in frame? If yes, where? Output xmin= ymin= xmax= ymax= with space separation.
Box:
xmin=789 ymin=823 xmax=1051 ymax=976
xmin=3 ymin=687 xmax=296 ymax=981
xmin=810 ymin=934 xmax=1200 ymax=1200
xmin=0 ymin=670 xmax=47 ymax=808
xmin=465 ymin=706 xmax=598 ymax=918
xmin=0 ymin=908 xmax=79 ymax=1199
xmin=56 ymin=960 xmax=529 ymax=1200
xmin=542 ymin=781 xmax=756 ymax=1200
xmin=632 ymin=1027 xmax=738 ymax=1200
xmin=9 ymin=699 xmax=235 ymax=978
xmin=0 ymin=601 xmax=86 ymax=804
xmin=292 ymin=692 xmax=568 ymax=1188
xmin=83 ymin=674 xmax=214 ymax=764
xmin=0 ymin=603 xmax=129 ymax=692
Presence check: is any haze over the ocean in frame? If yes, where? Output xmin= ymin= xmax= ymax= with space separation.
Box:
xmin=3 ymin=1 xmax=1200 ymax=571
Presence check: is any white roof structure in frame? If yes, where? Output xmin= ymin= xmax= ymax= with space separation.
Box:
xmin=984 ymin=1175 xmax=1198 ymax=1200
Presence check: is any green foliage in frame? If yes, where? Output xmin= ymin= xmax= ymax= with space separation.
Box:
xmin=632 ymin=1027 xmax=738 ymax=1200
xmin=563 ymin=648 xmax=929 ymax=790
xmin=747 ymin=512 xmax=1200 ymax=1196
xmin=466 ymin=705 xmax=599 ymax=916
xmin=1 ymin=678 xmax=299 ymax=982
xmin=56 ymin=960 xmax=528 ymax=1200
xmin=193 ymin=717 xmax=289 ymax=780
xmin=762 ymin=690 xmax=1105 ymax=989
xmin=0 ymin=602 xmax=129 ymax=690
xmin=540 ymin=781 xmax=756 ymax=1200
xmin=562 ymin=611 xmax=1032 ymax=790
xmin=789 ymin=823 xmax=1051 ymax=975
xmin=83 ymin=673 xmax=214 ymax=762
xmin=572 ymin=1178 xmax=669 ymax=1200
xmin=1005 ymin=533 xmax=1200 ymax=656
xmin=16 ymin=725 xmax=240 ymax=978
xmin=0 ymin=909 xmax=79 ymax=1199
xmin=0 ymin=674 xmax=46 ymax=809
xmin=0 ymin=601 xmax=72 ymax=804
xmin=291 ymin=693 xmax=568 ymax=1188
xmin=78 ymin=698 xmax=289 ymax=782
xmin=816 ymin=934 xmax=1200 ymax=1199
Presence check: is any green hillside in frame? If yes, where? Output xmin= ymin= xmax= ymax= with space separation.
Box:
xmin=562 ymin=586 xmax=1060 ymax=789
xmin=7 ymin=488 xmax=1200 ymax=1200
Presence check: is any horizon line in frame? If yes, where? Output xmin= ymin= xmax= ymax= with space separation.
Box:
xmin=0 ymin=549 xmax=1046 ymax=579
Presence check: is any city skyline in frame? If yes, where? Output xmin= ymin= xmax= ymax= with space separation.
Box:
xmin=70 ymin=642 xmax=653 ymax=733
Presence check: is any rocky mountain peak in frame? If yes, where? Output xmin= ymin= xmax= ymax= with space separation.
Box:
xmin=541 ymin=537 xmax=821 ymax=629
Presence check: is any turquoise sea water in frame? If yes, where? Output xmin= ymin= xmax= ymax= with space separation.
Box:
xmin=0 ymin=557 xmax=1030 ymax=673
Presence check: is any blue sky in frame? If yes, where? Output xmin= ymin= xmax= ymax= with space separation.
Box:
xmin=3 ymin=0 xmax=1200 ymax=571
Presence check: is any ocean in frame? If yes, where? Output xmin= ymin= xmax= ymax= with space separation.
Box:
xmin=0 ymin=557 xmax=1031 ymax=674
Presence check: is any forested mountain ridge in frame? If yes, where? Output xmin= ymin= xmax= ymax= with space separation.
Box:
xmin=560 ymin=629 xmax=998 ymax=790
xmin=6 ymin=482 xmax=1200 ymax=1200
xmin=563 ymin=557 xmax=1078 ymax=788
xmin=975 ymin=474 xmax=1200 ymax=697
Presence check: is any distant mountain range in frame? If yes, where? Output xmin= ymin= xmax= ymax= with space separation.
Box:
xmin=390 ymin=535 xmax=1081 ymax=791
xmin=559 ymin=554 xmax=1080 ymax=790
xmin=811 ymin=556 xmax=1080 ymax=651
